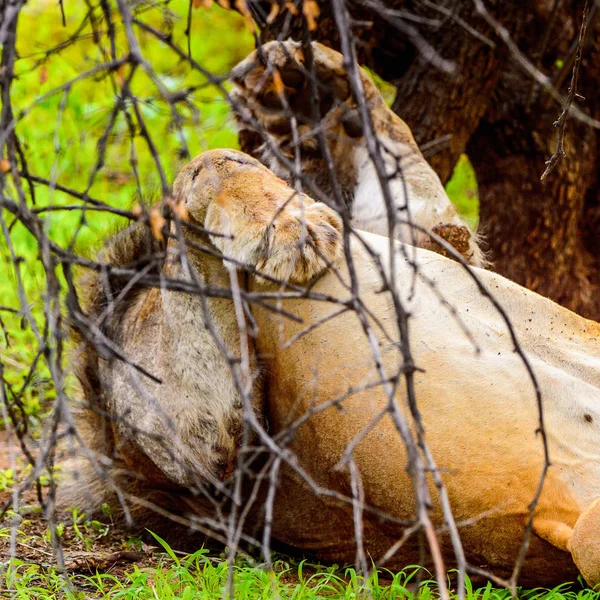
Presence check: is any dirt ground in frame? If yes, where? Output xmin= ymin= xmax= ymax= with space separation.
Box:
xmin=0 ymin=428 xmax=161 ymax=584
xmin=0 ymin=428 xmax=314 ymax=592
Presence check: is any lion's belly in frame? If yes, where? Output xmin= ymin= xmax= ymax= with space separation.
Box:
xmin=261 ymin=335 xmax=591 ymax=584
xmin=252 ymin=239 xmax=600 ymax=583
xmin=266 ymin=445 xmax=580 ymax=586
xmin=259 ymin=300 xmax=600 ymax=516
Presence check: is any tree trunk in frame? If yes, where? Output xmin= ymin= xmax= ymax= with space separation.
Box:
xmin=468 ymin=112 xmax=598 ymax=317
xmin=469 ymin=2 xmax=600 ymax=318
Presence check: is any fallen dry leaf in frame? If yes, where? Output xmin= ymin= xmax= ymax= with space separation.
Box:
xmin=234 ymin=0 xmax=254 ymax=32
xmin=272 ymin=69 xmax=284 ymax=96
xmin=132 ymin=204 xmax=143 ymax=219
xmin=285 ymin=1 xmax=299 ymax=16
xmin=303 ymin=0 xmax=319 ymax=30
xmin=116 ymin=63 xmax=127 ymax=87
xmin=149 ymin=208 xmax=166 ymax=242
xmin=267 ymin=2 xmax=280 ymax=23
xmin=168 ymin=197 xmax=189 ymax=222
xmin=39 ymin=65 xmax=48 ymax=85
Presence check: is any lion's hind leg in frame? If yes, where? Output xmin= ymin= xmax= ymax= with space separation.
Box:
xmin=231 ymin=42 xmax=485 ymax=267
xmin=571 ymin=498 xmax=600 ymax=587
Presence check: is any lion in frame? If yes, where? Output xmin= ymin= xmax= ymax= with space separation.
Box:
xmin=59 ymin=43 xmax=600 ymax=587
xmin=61 ymin=147 xmax=600 ymax=587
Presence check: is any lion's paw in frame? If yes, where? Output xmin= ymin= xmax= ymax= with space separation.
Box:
xmin=571 ymin=498 xmax=600 ymax=588
xmin=231 ymin=41 xmax=380 ymax=162
xmin=256 ymin=201 xmax=343 ymax=283
xmin=208 ymin=197 xmax=343 ymax=284
xmin=194 ymin=149 xmax=343 ymax=284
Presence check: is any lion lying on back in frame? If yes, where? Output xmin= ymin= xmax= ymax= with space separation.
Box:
xmin=61 ymin=43 xmax=600 ymax=587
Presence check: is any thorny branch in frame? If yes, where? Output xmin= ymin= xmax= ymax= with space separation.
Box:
xmin=0 ymin=0 xmax=596 ymax=598
xmin=541 ymin=0 xmax=592 ymax=180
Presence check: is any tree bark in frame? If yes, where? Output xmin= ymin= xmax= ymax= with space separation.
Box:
xmin=469 ymin=2 xmax=600 ymax=318
xmin=468 ymin=112 xmax=598 ymax=316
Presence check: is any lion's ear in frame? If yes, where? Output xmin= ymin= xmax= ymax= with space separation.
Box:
xmin=206 ymin=196 xmax=343 ymax=284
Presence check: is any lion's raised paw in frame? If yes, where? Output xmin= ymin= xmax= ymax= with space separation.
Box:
xmin=181 ymin=149 xmax=343 ymax=284
xmin=255 ymin=201 xmax=344 ymax=283
xmin=231 ymin=40 xmax=375 ymax=159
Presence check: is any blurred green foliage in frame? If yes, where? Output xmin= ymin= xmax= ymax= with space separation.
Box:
xmin=447 ymin=154 xmax=479 ymax=228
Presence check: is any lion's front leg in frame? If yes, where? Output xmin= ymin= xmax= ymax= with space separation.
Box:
xmin=115 ymin=150 xmax=343 ymax=487
xmin=231 ymin=41 xmax=485 ymax=267
xmin=136 ymin=149 xmax=343 ymax=487
xmin=105 ymin=284 xmax=253 ymax=493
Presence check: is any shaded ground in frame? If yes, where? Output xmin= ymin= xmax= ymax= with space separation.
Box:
xmin=0 ymin=431 xmax=343 ymax=599
xmin=0 ymin=428 xmax=162 ymax=595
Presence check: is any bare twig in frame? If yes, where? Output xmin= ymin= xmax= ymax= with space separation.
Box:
xmin=541 ymin=0 xmax=593 ymax=180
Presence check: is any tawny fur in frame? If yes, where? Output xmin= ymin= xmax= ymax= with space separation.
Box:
xmin=62 ymin=148 xmax=600 ymax=587
xmin=61 ymin=151 xmax=341 ymax=540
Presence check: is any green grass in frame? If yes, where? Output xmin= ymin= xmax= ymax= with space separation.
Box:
xmin=4 ymin=556 xmax=599 ymax=600
xmin=446 ymin=155 xmax=479 ymax=228
xmin=2 ymin=530 xmax=598 ymax=600
xmin=76 ymin=559 xmax=600 ymax=600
